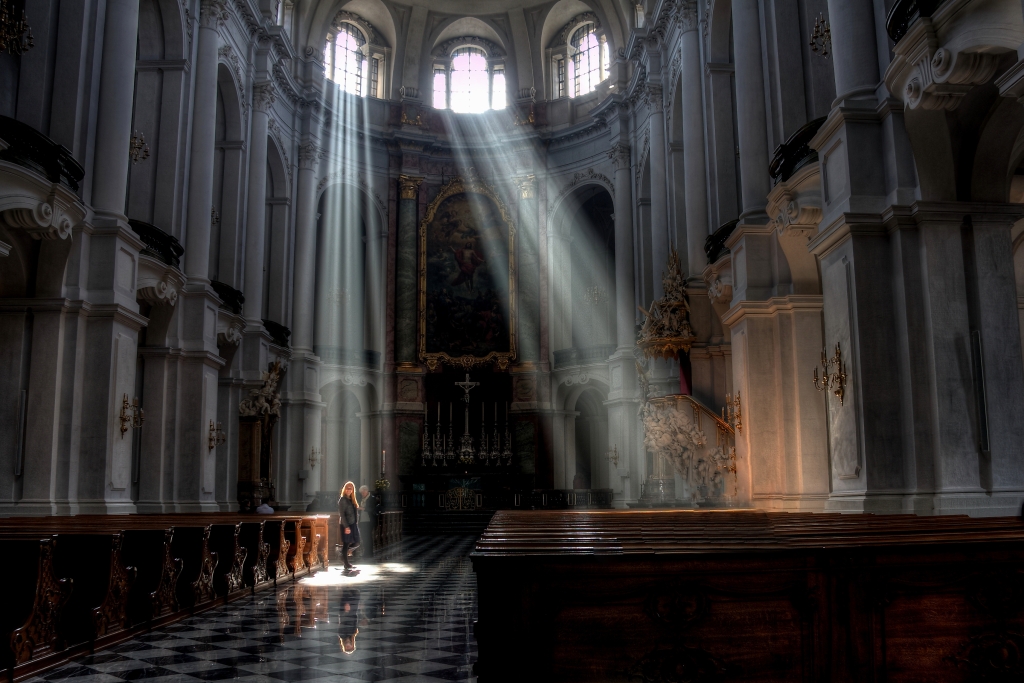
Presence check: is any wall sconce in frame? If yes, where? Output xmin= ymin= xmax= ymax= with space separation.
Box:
xmin=128 ymin=131 xmax=150 ymax=164
xmin=606 ymin=444 xmax=620 ymax=468
xmin=810 ymin=14 xmax=831 ymax=58
xmin=119 ymin=394 xmax=144 ymax=438
xmin=0 ymin=0 xmax=34 ymax=56
xmin=813 ymin=343 xmax=848 ymax=405
xmin=208 ymin=420 xmax=225 ymax=450
xmin=722 ymin=392 xmax=742 ymax=431
xmin=308 ymin=447 xmax=323 ymax=470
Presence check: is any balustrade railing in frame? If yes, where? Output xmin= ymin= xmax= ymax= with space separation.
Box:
xmin=393 ymin=487 xmax=614 ymax=511
xmin=769 ymin=116 xmax=827 ymax=184
xmin=211 ymin=280 xmax=245 ymax=315
xmin=129 ymin=219 xmax=184 ymax=268
xmin=0 ymin=115 xmax=84 ymax=192
xmin=704 ymin=219 xmax=738 ymax=265
xmin=886 ymin=0 xmax=942 ymax=44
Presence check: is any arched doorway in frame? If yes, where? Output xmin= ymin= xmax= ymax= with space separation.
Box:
xmin=573 ymin=389 xmax=608 ymax=490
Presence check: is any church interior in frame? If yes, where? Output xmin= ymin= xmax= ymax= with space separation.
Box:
xmin=2 ymin=0 xmax=1024 ymax=679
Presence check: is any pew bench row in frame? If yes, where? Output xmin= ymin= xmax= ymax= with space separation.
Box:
xmin=0 ymin=514 xmax=334 ymax=682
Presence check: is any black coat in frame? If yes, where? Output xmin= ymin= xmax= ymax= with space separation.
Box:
xmin=338 ymin=496 xmax=358 ymax=528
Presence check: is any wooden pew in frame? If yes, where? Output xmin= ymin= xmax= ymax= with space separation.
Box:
xmin=472 ymin=510 xmax=1024 ymax=682
xmin=238 ymin=521 xmax=271 ymax=591
xmin=0 ymin=512 xmax=326 ymax=682
xmin=0 ymin=535 xmax=72 ymax=680
xmin=169 ymin=526 xmax=217 ymax=611
xmin=264 ymin=519 xmax=290 ymax=584
xmin=209 ymin=523 xmax=247 ymax=598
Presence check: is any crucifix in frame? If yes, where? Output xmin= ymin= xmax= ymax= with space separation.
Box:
xmin=455 ymin=373 xmax=479 ymax=463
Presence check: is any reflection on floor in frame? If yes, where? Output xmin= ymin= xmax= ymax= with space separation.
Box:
xmin=28 ymin=535 xmax=479 ymax=683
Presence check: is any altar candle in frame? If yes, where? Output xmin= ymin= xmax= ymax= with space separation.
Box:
xmin=382 ymin=450 xmax=386 ymax=473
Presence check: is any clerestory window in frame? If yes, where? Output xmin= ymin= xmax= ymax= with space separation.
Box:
xmin=432 ymin=45 xmax=507 ymax=113
xmin=326 ymin=23 xmax=367 ymax=96
xmin=569 ymin=24 xmax=606 ymax=98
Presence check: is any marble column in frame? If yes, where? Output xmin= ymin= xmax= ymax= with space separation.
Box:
xmin=608 ymin=143 xmax=635 ymax=351
xmin=395 ymin=175 xmax=423 ymax=366
xmin=64 ymin=0 xmax=145 ymax=513
xmin=184 ymin=0 xmax=226 ymax=281
xmin=516 ymin=174 xmax=540 ymax=362
xmin=284 ymin=140 xmax=325 ymax=508
xmin=647 ymin=84 xmax=670 ymax=296
xmin=679 ymin=17 xmax=710 ymax=279
xmin=91 ymin=0 xmax=140 ymax=219
xmin=291 ymin=143 xmax=324 ymax=352
xmin=242 ymin=83 xmax=275 ymax=326
xmin=731 ymin=0 xmax=771 ymax=221
xmin=825 ymin=0 xmax=880 ymax=103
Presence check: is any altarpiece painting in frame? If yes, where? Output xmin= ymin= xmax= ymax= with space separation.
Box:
xmin=418 ymin=177 xmax=517 ymax=370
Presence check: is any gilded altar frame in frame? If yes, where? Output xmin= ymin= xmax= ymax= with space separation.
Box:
xmin=418 ymin=176 xmax=517 ymax=371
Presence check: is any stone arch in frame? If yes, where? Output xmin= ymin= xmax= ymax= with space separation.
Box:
xmin=129 ymin=0 xmax=190 ymax=234
xmin=210 ymin=62 xmax=246 ymax=286
xmin=432 ymin=18 xmax=508 ymax=54
xmin=313 ymin=181 xmax=384 ymax=366
xmin=549 ymin=181 xmax=617 ymax=356
xmin=263 ymin=137 xmax=292 ymax=324
xmin=703 ymin=0 xmax=740 ymax=228
xmin=320 ymin=378 xmax=381 ymax=492
xmin=303 ymin=0 xmax=398 ymax=58
xmin=572 ymin=386 xmax=609 ymax=489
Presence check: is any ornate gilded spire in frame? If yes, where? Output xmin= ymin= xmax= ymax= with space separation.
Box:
xmin=636 ymin=249 xmax=696 ymax=360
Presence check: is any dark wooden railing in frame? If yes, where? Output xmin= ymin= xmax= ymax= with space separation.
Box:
xmin=886 ymin=0 xmax=942 ymax=44
xmin=769 ymin=116 xmax=827 ymax=184
xmin=211 ymin=280 xmax=244 ymax=315
xmin=262 ymin=319 xmax=291 ymax=347
xmin=128 ymin=219 xmax=184 ymax=268
xmin=0 ymin=115 xmax=84 ymax=192
xmin=704 ymin=218 xmax=738 ymax=265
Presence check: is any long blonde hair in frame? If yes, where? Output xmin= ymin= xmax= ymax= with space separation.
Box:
xmin=340 ymin=481 xmax=359 ymax=508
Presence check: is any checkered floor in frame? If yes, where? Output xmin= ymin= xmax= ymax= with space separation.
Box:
xmin=28 ymin=535 xmax=479 ymax=683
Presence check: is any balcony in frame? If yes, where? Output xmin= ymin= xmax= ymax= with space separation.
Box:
xmin=769 ymin=116 xmax=826 ymax=185
xmin=0 ymin=115 xmax=84 ymax=193
xmin=552 ymin=345 xmax=616 ymax=370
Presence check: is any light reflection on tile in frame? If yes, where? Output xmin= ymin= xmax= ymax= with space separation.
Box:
xmin=25 ymin=536 xmax=478 ymax=683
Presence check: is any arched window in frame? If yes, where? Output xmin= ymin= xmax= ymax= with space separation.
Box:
xmin=325 ymin=23 xmax=367 ymax=96
xmin=570 ymin=24 xmax=603 ymax=98
xmin=450 ymin=47 xmax=490 ymax=113
xmin=432 ymin=43 xmax=507 ymax=113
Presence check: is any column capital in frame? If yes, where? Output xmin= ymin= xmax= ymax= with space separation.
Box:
xmin=298 ymin=142 xmax=325 ymax=170
xmin=645 ymin=84 xmax=664 ymax=113
xmin=514 ymin=174 xmax=537 ymax=199
xmin=199 ymin=0 xmax=229 ymax=29
xmin=607 ymin=143 xmax=631 ymax=171
xmin=677 ymin=1 xmax=698 ymax=33
xmin=398 ymin=175 xmax=424 ymax=199
xmin=252 ymin=82 xmax=277 ymax=113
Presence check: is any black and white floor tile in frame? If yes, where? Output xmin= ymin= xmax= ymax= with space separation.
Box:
xmin=27 ymin=536 xmax=479 ymax=683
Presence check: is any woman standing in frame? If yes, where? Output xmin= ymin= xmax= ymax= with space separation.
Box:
xmin=338 ymin=481 xmax=360 ymax=574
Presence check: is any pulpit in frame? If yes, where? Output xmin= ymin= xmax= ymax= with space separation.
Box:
xmin=237 ymin=362 xmax=282 ymax=510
